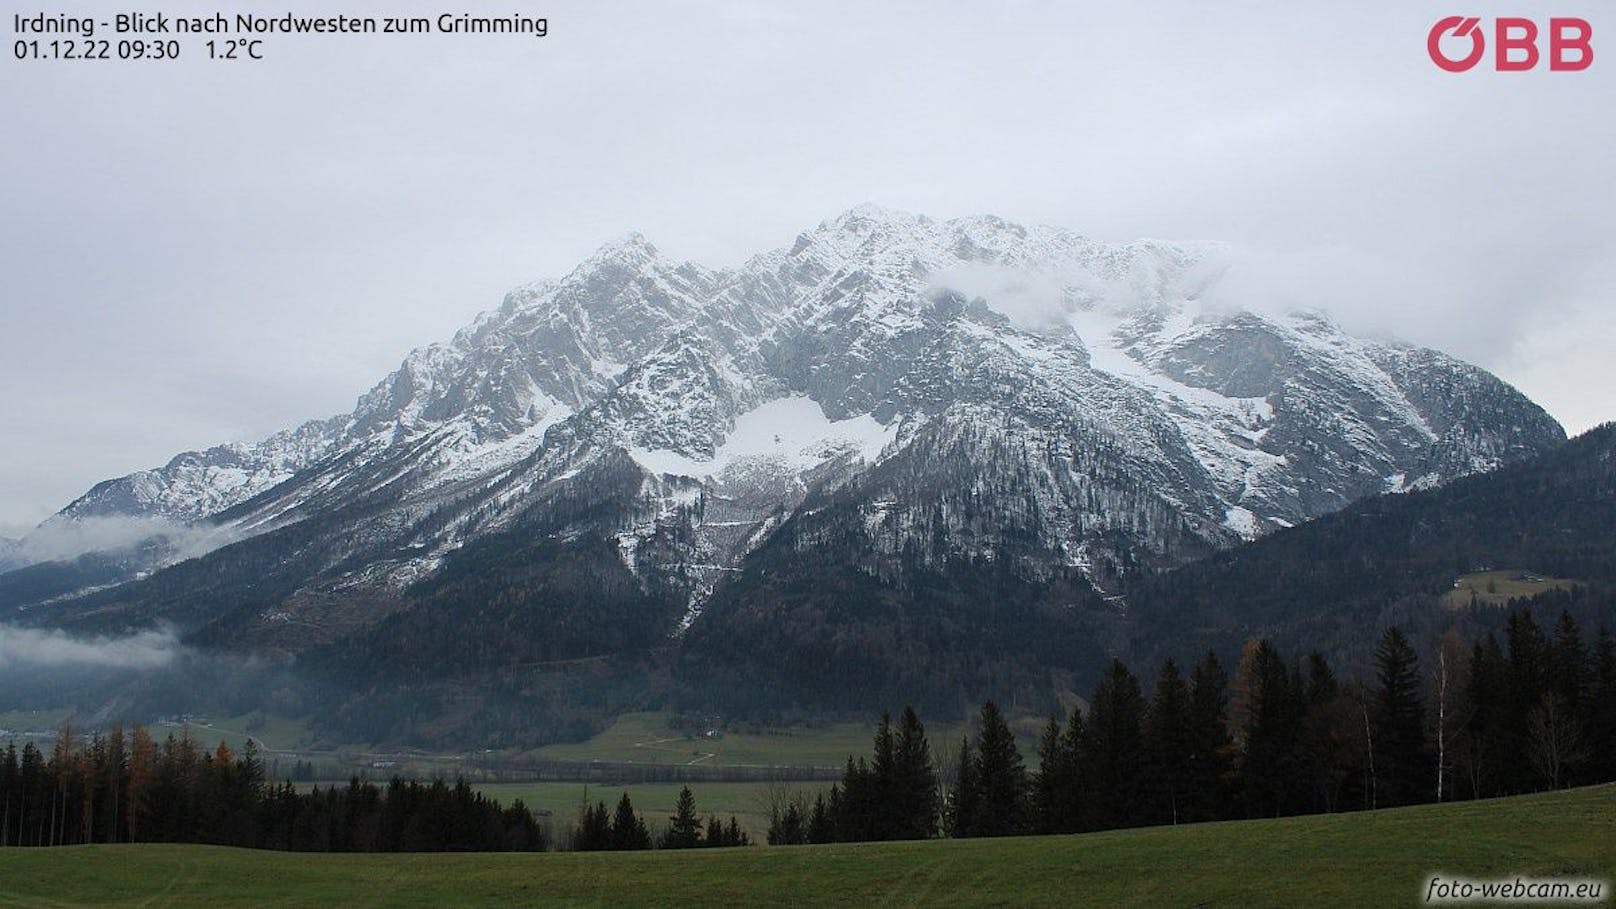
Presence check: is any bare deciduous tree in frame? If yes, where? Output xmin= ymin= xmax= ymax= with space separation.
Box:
xmin=1527 ymin=693 xmax=1589 ymax=791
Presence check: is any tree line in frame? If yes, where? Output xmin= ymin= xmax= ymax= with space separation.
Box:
xmin=568 ymin=786 xmax=749 ymax=851
xmin=0 ymin=730 xmax=548 ymax=851
xmin=769 ymin=608 xmax=1616 ymax=843
xmin=0 ymin=724 xmax=758 ymax=853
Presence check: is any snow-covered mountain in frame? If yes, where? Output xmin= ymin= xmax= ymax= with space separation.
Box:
xmin=4 ymin=206 xmax=1564 ymax=661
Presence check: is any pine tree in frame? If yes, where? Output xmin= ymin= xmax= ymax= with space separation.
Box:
xmin=1307 ymin=650 xmax=1369 ymax=813
xmin=609 ymin=793 xmax=649 ymax=850
xmin=807 ymin=792 xmax=832 ymax=844
xmin=1372 ymin=627 xmax=1429 ymax=806
xmin=1055 ymin=705 xmax=1088 ymax=831
xmin=892 ymin=706 xmax=939 ymax=839
xmin=1498 ymin=612 xmax=1553 ymax=793
xmin=972 ymin=701 xmax=1028 ymax=836
xmin=663 ymin=785 xmax=701 ymax=848
xmin=575 ymin=799 xmax=611 ymax=851
xmin=870 ymin=713 xmax=897 ymax=840
xmin=766 ymin=800 xmax=806 ymax=845
xmin=824 ymin=783 xmax=846 ymax=843
xmin=1086 ymin=660 xmax=1146 ymax=828
xmin=1590 ymin=627 xmax=1616 ymax=782
xmin=1235 ymin=640 xmax=1300 ymax=816
xmin=1143 ymin=658 xmax=1192 ymax=825
xmin=1185 ymin=652 xmax=1232 ymax=823
xmin=1550 ymin=611 xmax=1589 ymax=718
xmin=946 ymin=738 xmax=978 ymax=838
xmin=840 ymin=756 xmax=875 ymax=841
xmin=1032 ymin=716 xmax=1065 ymax=834
xmin=1461 ymin=634 xmax=1509 ymax=798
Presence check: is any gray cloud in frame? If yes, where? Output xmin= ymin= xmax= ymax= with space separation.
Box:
xmin=0 ymin=624 xmax=183 ymax=670
xmin=13 ymin=516 xmax=239 ymax=566
xmin=1 ymin=1 xmax=1611 ymax=530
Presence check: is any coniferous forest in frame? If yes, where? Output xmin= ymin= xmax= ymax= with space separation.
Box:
xmin=0 ymin=729 xmax=748 ymax=853
xmin=768 ymin=607 xmax=1616 ymax=845
xmin=0 ymin=731 xmax=548 ymax=852
xmin=4 ymin=605 xmax=1612 ymax=853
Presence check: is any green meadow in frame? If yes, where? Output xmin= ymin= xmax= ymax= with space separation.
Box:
xmin=2 ymin=783 xmax=1610 ymax=907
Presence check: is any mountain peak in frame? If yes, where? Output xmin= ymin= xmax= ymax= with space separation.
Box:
xmin=13 ymin=209 xmax=1565 ymax=636
xmin=575 ymin=231 xmax=661 ymax=273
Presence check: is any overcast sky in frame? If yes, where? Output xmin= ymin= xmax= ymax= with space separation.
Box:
xmin=2 ymin=1 xmax=1612 ymax=536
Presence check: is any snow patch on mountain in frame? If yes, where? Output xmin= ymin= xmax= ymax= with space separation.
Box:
xmin=630 ymin=395 xmax=895 ymax=481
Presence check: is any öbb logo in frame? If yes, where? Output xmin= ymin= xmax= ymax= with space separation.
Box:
xmin=1427 ymin=16 xmax=1594 ymax=71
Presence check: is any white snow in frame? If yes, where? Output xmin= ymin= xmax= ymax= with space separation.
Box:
xmin=1223 ymin=505 xmax=1259 ymax=538
xmin=629 ymin=396 xmax=894 ymax=480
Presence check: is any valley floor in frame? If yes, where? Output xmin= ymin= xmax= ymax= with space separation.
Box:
xmin=0 ymin=785 xmax=1611 ymax=907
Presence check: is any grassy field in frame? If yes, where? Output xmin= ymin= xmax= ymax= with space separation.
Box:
xmin=524 ymin=711 xmax=977 ymax=768
xmin=1 ymin=784 xmax=1610 ymax=907
xmin=521 ymin=709 xmax=1064 ymax=768
xmin=0 ymin=707 xmax=72 ymax=733
xmin=1444 ymin=569 xmax=1580 ymax=609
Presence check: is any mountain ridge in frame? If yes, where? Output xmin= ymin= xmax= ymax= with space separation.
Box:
xmin=3 ymin=209 xmax=1566 ymax=708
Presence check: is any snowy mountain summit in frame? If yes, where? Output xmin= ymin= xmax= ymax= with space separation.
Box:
xmin=10 ymin=207 xmax=1564 ymax=652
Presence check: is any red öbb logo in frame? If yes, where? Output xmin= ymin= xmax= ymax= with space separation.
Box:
xmin=1428 ymin=16 xmax=1594 ymax=71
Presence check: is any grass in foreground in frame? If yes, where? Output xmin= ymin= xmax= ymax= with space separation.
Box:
xmin=1 ymin=784 xmax=1611 ymax=907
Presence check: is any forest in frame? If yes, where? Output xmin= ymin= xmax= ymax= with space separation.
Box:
xmin=0 ymin=728 xmax=743 ymax=853
xmin=767 ymin=606 xmax=1616 ymax=844
xmin=4 ymin=604 xmax=1611 ymax=853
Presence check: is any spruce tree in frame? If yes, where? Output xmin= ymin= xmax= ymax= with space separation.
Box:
xmin=1032 ymin=716 xmax=1065 ymax=834
xmin=664 ymin=785 xmax=701 ymax=848
xmin=1237 ymin=640 xmax=1302 ymax=817
xmin=870 ymin=713 xmax=897 ymax=839
xmin=1591 ymin=627 xmax=1616 ymax=782
xmin=1087 ymin=660 xmax=1146 ymax=828
xmin=893 ymin=706 xmax=939 ymax=839
xmin=807 ymin=792 xmax=832 ymax=844
xmin=1056 ymin=705 xmax=1089 ymax=831
xmin=1550 ymin=611 xmax=1589 ymax=717
xmin=609 ymin=792 xmax=649 ymax=850
xmin=1143 ymin=658 xmax=1192 ymax=825
xmin=1372 ymin=627 xmax=1429 ymax=807
xmin=1184 ymin=652 xmax=1231 ymax=822
xmin=946 ymin=738 xmax=978 ymax=838
xmin=766 ymin=800 xmax=806 ymax=845
xmin=576 ymin=799 xmax=610 ymax=851
xmin=1462 ymin=635 xmax=1509 ymax=798
xmin=972 ymin=701 xmax=1028 ymax=836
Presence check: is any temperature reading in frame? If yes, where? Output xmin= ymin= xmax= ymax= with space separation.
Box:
xmin=207 ymin=39 xmax=263 ymax=60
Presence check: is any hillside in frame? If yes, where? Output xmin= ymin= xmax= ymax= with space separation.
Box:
xmin=0 ymin=208 xmax=1571 ymax=735
xmin=1 ymin=785 xmax=1610 ymax=907
xmin=1128 ymin=422 xmax=1616 ymax=669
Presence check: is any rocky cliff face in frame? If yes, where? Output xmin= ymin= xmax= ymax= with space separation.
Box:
xmin=6 ymin=207 xmax=1565 ymax=670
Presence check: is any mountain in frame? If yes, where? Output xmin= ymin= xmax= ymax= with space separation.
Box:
xmin=1127 ymin=422 xmax=1616 ymax=671
xmin=1 ymin=206 xmax=1566 ymax=725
